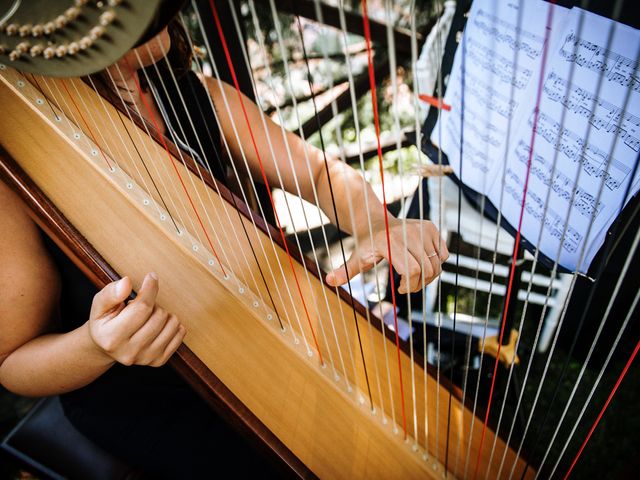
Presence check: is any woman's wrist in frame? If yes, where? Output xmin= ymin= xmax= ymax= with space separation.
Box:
xmin=77 ymin=321 xmax=117 ymax=368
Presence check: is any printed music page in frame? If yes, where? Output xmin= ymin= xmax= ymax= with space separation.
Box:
xmin=430 ymin=0 xmax=569 ymax=193
xmin=491 ymin=8 xmax=640 ymax=273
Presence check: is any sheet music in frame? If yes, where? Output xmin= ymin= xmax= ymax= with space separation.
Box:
xmin=431 ymin=0 xmax=569 ymax=193
xmin=490 ymin=8 xmax=640 ymax=272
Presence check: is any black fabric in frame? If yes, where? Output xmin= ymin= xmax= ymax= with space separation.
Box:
xmin=145 ymin=67 xmax=227 ymax=182
xmin=53 ymin=66 xmax=279 ymax=477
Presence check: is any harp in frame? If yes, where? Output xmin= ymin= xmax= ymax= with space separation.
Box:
xmin=0 ymin=0 xmax=638 ymax=478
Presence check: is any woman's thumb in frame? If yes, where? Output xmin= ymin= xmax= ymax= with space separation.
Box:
xmin=91 ymin=277 xmax=132 ymax=318
xmin=326 ymin=253 xmax=363 ymax=287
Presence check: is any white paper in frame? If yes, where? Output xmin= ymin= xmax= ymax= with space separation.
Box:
xmin=492 ymin=8 xmax=640 ymax=272
xmin=431 ymin=1 xmax=640 ymax=273
xmin=431 ymin=0 xmax=569 ymax=193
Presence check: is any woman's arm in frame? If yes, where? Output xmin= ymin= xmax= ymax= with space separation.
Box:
xmin=206 ymin=79 xmax=448 ymax=294
xmin=0 ymin=181 xmax=185 ymax=397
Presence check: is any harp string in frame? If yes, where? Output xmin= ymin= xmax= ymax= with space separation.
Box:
xmin=229 ymin=1 xmax=344 ymax=381
xmin=85 ymin=74 xmax=182 ymax=234
xmin=173 ymin=15 xmax=287 ymax=331
xmin=27 ymin=74 xmax=60 ymax=121
xmin=558 ymin=288 xmax=640 ymax=479
xmin=59 ymin=80 xmax=113 ymax=170
xmin=459 ymin=1 xmax=503 ymax=473
xmin=121 ymin=56 xmax=228 ymax=278
xmin=292 ymin=12 xmax=374 ymax=407
xmin=360 ymin=0 xmax=409 ymax=439
xmin=246 ymin=0 xmax=354 ymax=386
xmin=447 ymin=0 xmax=468 ymax=472
xmin=384 ymin=0 xmax=420 ymax=444
xmin=192 ymin=3 xmax=306 ymax=345
xmin=308 ymin=0 xmax=388 ymax=417
xmin=335 ymin=0 xmax=398 ymax=426
xmin=106 ymin=64 xmax=197 ymax=241
xmin=504 ymin=7 xmax=638 ymax=479
xmin=409 ymin=0 xmax=432 ymax=459
xmin=207 ymin=0 xmax=326 ymax=364
xmin=132 ymin=50 xmax=237 ymax=281
xmin=471 ymin=2 xmax=558 ymax=478
xmin=523 ymin=44 xmax=640 ymax=480
xmin=482 ymin=0 xmax=552 ymax=474
xmin=143 ymin=41 xmax=270 ymax=309
xmin=563 ymin=331 xmax=640 ymax=479
xmin=539 ymin=197 xmax=640 ymax=477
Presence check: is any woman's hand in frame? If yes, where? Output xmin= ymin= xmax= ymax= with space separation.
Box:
xmin=87 ymin=273 xmax=186 ymax=367
xmin=325 ymin=217 xmax=449 ymax=294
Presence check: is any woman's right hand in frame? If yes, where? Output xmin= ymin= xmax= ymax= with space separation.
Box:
xmin=87 ymin=273 xmax=186 ymax=367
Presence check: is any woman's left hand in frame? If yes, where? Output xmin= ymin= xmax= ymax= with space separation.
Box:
xmin=325 ymin=217 xmax=449 ymax=294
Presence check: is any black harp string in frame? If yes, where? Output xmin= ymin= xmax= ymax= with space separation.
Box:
xmin=309 ymin=0 xmax=387 ymax=417
xmin=333 ymin=0 xmax=398 ymax=422
xmin=192 ymin=1 xmax=308 ymax=348
xmin=142 ymin=40 xmax=257 ymax=291
xmin=233 ymin=2 xmax=347 ymax=378
xmin=145 ymin=38 xmax=282 ymax=330
xmin=293 ymin=14 xmax=374 ymax=409
xmin=259 ymin=0 xmax=361 ymax=382
xmin=87 ymin=74 xmax=183 ymax=236
xmin=175 ymin=14 xmax=285 ymax=330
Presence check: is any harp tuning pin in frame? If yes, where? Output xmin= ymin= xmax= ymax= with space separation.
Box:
xmin=29 ymin=44 xmax=44 ymax=57
xmin=0 ymin=45 xmax=5 ymax=55
xmin=55 ymin=44 xmax=68 ymax=57
xmin=31 ymin=24 xmax=45 ymax=37
xmin=43 ymin=22 xmax=56 ymax=35
xmin=99 ymin=11 xmax=116 ymax=27
xmin=74 ymin=0 xmax=90 ymax=6
xmin=89 ymin=26 xmax=105 ymax=41
xmin=5 ymin=24 xmax=18 ymax=36
xmin=43 ymin=46 xmax=56 ymax=59
xmin=18 ymin=24 xmax=32 ymax=37
xmin=67 ymin=41 xmax=80 ymax=55
xmin=8 ymin=49 xmax=21 ymax=61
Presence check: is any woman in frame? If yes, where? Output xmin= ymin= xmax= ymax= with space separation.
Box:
xmin=0 ymin=17 xmax=447 ymax=478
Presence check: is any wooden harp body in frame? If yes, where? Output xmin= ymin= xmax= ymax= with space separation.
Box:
xmin=0 ymin=62 xmax=531 ymax=478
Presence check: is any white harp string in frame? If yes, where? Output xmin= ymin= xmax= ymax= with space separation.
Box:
xmin=265 ymin=0 xmax=363 ymax=392
xmin=178 ymin=12 xmax=295 ymax=334
xmin=192 ymin=1 xmax=309 ymax=349
xmin=310 ymin=0 xmax=387 ymax=416
xmin=336 ymin=0 xmax=398 ymax=426
xmin=384 ymin=0 xmax=420 ymax=445
xmin=147 ymin=39 xmax=267 ymax=308
xmin=229 ymin=0 xmax=343 ymax=382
